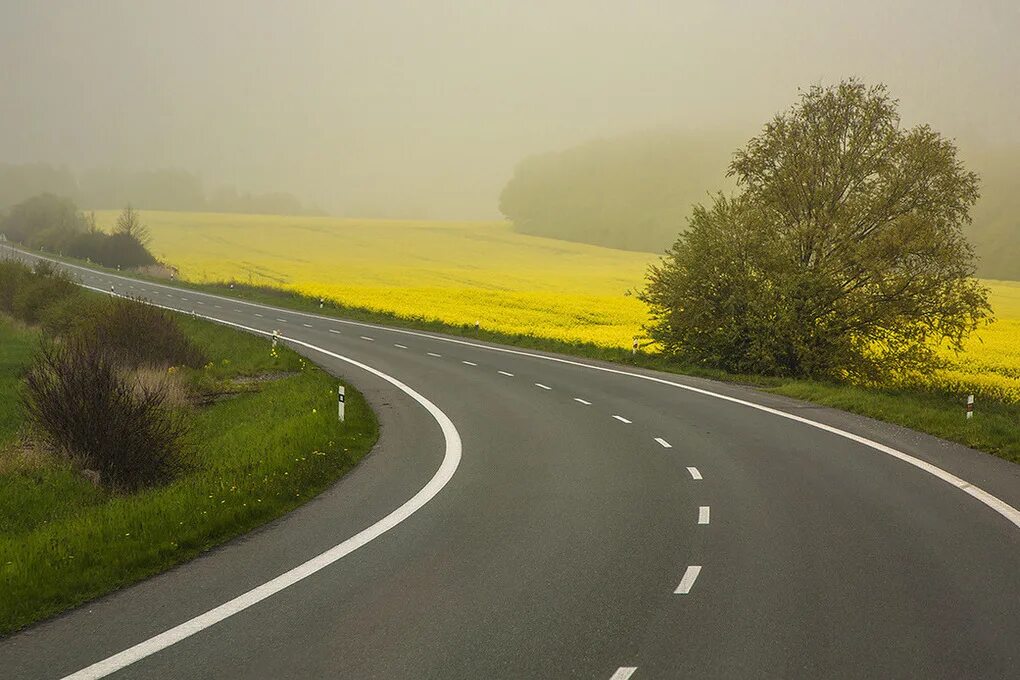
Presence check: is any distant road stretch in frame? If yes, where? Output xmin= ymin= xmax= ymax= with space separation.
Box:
xmin=2 ymin=244 xmax=1019 ymax=679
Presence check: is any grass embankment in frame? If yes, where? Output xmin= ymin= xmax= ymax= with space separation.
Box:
xmin=0 ymin=311 xmax=378 ymax=635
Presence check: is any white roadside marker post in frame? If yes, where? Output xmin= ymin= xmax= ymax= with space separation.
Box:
xmin=632 ymin=337 xmax=638 ymax=356
xmin=967 ymin=394 xmax=974 ymax=420
xmin=319 ymin=297 xmax=324 ymax=309
xmin=337 ymin=385 xmax=346 ymax=422
xmin=272 ymin=330 xmax=279 ymax=349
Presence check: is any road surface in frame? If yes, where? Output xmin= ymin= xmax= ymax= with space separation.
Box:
xmin=1 ymin=246 xmax=1019 ymax=679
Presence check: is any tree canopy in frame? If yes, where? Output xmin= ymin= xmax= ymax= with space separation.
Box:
xmin=641 ymin=80 xmax=991 ymax=381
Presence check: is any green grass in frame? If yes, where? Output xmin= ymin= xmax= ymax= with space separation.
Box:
xmin=0 ymin=310 xmax=378 ymax=635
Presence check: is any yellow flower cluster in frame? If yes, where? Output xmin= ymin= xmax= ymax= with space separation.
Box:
xmin=96 ymin=211 xmax=1020 ymax=404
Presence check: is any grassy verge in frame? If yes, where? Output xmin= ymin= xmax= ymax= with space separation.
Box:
xmin=0 ymin=310 xmax=378 ymax=635
xmin=176 ymin=279 xmax=1020 ymax=465
xmin=7 ymin=245 xmax=1019 ymax=465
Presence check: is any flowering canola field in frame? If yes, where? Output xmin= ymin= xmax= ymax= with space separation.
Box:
xmin=96 ymin=211 xmax=1020 ymax=403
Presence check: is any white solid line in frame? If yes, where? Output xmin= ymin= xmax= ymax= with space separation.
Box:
xmin=535 ymin=382 xmax=551 ymax=390
xmin=610 ymin=668 xmax=637 ymax=680
xmin=654 ymin=437 xmax=672 ymax=448
xmin=687 ymin=467 xmax=703 ymax=480
xmin=360 ymin=336 xmax=374 ymax=341
xmin=303 ymin=323 xmax=313 ymax=328
xmin=612 ymin=415 xmax=632 ymax=424
xmin=394 ymin=343 xmax=408 ymax=349
xmin=427 ymin=352 xmax=442 ymax=357
xmin=56 ymin=312 xmax=463 ymax=680
xmin=10 ymin=245 xmax=1020 ymax=530
xmin=498 ymin=370 xmax=514 ymax=377
xmin=698 ymin=506 xmax=711 ymax=524
xmin=329 ymin=329 xmax=341 ymax=334
xmin=675 ymin=565 xmax=702 ymax=594
xmin=573 ymin=397 xmax=592 ymax=405
xmin=462 ymin=360 xmax=477 ymax=366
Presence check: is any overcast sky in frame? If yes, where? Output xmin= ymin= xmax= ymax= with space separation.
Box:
xmin=1 ymin=1 xmax=1016 ymax=217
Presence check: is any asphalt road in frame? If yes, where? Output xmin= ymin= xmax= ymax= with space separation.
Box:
xmin=1 ymin=245 xmax=1019 ymax=679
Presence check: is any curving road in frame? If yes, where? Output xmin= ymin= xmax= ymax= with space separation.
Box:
xmin=2 ymin=245 xmax=1019 ymax=679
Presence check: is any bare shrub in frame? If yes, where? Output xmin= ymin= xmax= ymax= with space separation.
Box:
xmin=22 ymin=338 xmax=187 ymax=490
xmin=84 ymin=298 xmax=206 ymax=369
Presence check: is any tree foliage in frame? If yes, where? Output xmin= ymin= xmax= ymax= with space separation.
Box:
xmin=641 ymin=80 xmax=992 ymax=381
xmin=0 ymin=194 xmax=156 ymax=268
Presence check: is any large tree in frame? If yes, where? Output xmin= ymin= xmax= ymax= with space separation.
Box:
xmin=641 ymin=80 xmax=991 ymax=381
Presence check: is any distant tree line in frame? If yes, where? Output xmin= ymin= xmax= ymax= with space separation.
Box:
xmin=1 ymin=194 xmax=156 ymax=268
xmin=0 ymin=164 xmax=323 ymax=216
xmin=499 ymin=130 xmax=1018 ymax=280
xmin=499 ymin=131 xmax=736 ymax=252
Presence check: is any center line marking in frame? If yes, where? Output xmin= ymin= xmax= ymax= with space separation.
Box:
xmin=394 ymin=343 xmax=408 ymax=348
xmin=214 ymin=304 xmax=222 ymax=308
xmin=535 ymin=382 xmax=551 ymax=390
xmin=612 ymin=415 xmax=632 ymax=424
xmin=196 ymin=301 xmax=204 ymax=305
xmin=498 ymin=370 xmax=514 ymax=377
xmin=360 ymin=336 xmax=374 ymax=341
xmin=427 ymin=352 xmax=442 ymax=357
xmin=461 ymin=360 xmax=477 ymax=366
xmin=610 ymin=669 xmax=637 ymax=680
xmin=573 ymin=397 xmax=592 ymax=405
xmin=698 ymin=506 xmax=711 ymax=524
xmin=654 ymin=437 xmax=672 ymax=448
xmin=303 ymin=323 xmax=313 ymax=328
xmin=687 ymin=467 xmax=703 ymax=480
xmin=254 ymin=313 xmax=263 ymax=317
xmin=329 ymin=329 xmax=341 ymax=334
xmin=675 ymin=565 xmax=702 ymax=594
xmin=276 ymin=318 xmax=288 ymax=323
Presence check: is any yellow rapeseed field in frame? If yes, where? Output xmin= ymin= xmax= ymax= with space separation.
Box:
xmin=96 ymin=211 xmax=1020 ymax=403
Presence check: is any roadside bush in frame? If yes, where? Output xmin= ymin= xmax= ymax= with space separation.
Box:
xmin=22 ymin=338 xmax=187 ymax=490
xmin=7 ymin=265 xmax=78 ymax=325
xmin=82 ymin=298 xmax=206 ymax=369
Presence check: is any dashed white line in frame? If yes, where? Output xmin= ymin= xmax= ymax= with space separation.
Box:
xmin=303 ymin=323 xmax=313 ymax=328
xmin=254 ymin=313 xmax=264 ymax=318
xmin=196 ymin=301 xmax=205 ymax=305
xmin=461 ymin=360 xmax=477 ymax=366
xmin=654 ymin=437 xmax=672 ymax=448
xmin=687 ymin=467 xmax=703 ymax=480
xmin=675 ymin=565 xmax=702 ymax=594
xmin=329 ymin=329 xmax=341 ymax=334
xmin=394 ymin=343 xmax=408 ymax=349
xmin=276 ymin=318 xmax=288 ymax=323
xmin=573 ymin=397 xmax=591 ymax=405
xmin=698 ymin=506 xmax=711 ymax=524
xmin=535 ymin=383 xmax=551 ymax=390
xmin=233 ymin=309 xmax=242 ymax=313
xmin=360 ymin=336 xmax=374 ymax=341
xmin=610 ymin=669 xmax=637 ymax=680
xmin=214 ymin=304 xmax=222 ymax=309
xmin=427 ymin=352 xmax=442 ymax=357
xmin=498 ymin=370 xmax=514 ymax=377
xmin=612 ymin=415 xmax=632 ymax=424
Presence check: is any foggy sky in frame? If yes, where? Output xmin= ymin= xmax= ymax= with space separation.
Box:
xmin=1 ymin=1 xmax=1017 ymax=218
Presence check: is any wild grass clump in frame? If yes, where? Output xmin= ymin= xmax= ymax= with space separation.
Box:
xmin=22 ymin=338 xmax=187 ymax=490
